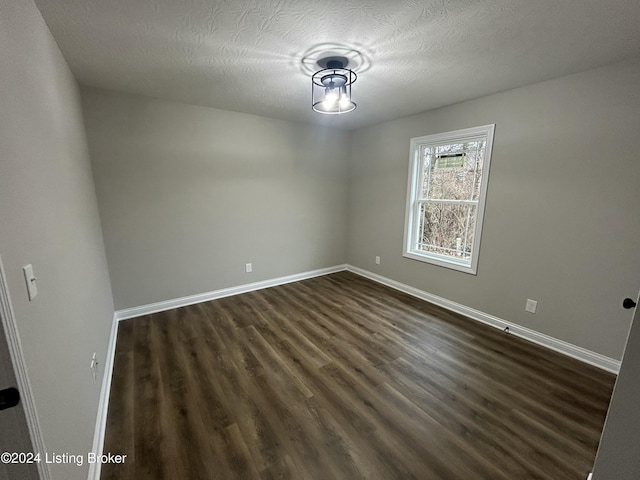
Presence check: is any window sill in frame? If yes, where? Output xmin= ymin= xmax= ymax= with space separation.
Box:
xmin=403 ymin=250 xmax=478 ymax=275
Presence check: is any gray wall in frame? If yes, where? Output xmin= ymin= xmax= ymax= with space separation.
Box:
xmin=2 ymin=2 xmax=638 ymax=477
xmin=81 ymin=88 xmax=349 ymax=310
xmin=592 ymin=300 xmax=640 ymax=479
xmin=0 ymin=0 xmax=115 ymax=479
xmin=347 ymin=59 xmax=640 ymax=360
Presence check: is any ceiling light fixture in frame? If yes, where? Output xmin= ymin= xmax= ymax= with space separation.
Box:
xmin=312 ymin=57 xmax=357 ymax=115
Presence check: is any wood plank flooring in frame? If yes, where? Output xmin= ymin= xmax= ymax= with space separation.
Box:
xmin=101 ymin=271 xmax=615 ymax=480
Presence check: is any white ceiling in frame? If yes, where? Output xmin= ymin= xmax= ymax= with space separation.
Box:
xmin=35 ymin=0 xmax=640 ymax=130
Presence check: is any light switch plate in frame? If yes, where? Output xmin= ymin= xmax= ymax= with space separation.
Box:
xmin=23 ymin=264 xmax=38 ymax=301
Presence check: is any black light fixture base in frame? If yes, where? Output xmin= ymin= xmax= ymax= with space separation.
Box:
xmin=316 ymin=56 xmax=349 ymax=69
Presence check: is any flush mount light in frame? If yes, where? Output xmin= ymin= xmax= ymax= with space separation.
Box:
xmin=311 ymin=56 xmax=357 ymax=115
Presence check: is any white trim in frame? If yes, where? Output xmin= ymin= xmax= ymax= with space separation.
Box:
xmin=403 ymin=124 xmax=496 ymax=276
xmin=0 ymin=255 xmax=51 ymax=480
xmin=587 ymin=473 xmax=593 ymax=480
xmin=115 ymin=262 xmax=620 ymax=373
xmin=87 ymin=313 xmax=119 ymax=480
xmin=402 ymin=250 xmax=474 ymax=274
xmin=346 ymin=265 xmax=620 ymax=374
xmin=115 ymin=265 xmax=348 ymax=321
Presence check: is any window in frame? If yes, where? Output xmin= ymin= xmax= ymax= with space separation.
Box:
xmin=403 ymin=125 xmax=495 ymax=274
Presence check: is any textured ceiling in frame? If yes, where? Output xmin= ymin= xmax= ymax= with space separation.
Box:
xmin=35 ymin=0 xmax=640 ymax=130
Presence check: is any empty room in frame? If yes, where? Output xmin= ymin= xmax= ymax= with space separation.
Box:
xmin=1 ymin=0 xmax=640 ymax=479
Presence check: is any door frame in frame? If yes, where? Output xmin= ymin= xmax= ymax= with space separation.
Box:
xmin=0 ymin=254 xmax=50 ymax=479
xmin=590 ymin=290 xmax=640 ymax=479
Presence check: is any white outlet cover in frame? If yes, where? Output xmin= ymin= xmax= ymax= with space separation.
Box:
xmin=245 ymin=263 xmax=252 ymax=273
xmin=525 ymin=299 xmax=538 ymax=313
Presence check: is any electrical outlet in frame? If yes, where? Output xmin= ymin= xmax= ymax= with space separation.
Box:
xmin=375 ymin=256 xmax=381 ymax=265
xmin=525 ymin=299 xmax=538 ymax=314
xmin=245 ymin=263 xmax=252 ymax=273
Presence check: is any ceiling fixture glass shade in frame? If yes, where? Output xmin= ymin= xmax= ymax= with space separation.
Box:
xmin=312 ymin=58 xmax=357 ymax=114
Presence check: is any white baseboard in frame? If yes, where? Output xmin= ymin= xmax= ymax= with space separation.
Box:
xmin=114 ymin=263 xmax=620 ymax=373
xmin=346 ymin=265 xmax=620 ymax=374
xmin=88 ymin=312 xmax=119 ymax=480
xmin=115 ymin=264 xmax=348 ymax=321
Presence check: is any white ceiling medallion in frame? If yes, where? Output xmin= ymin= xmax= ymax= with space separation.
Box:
xmin=311 ymin=56 xmax=356 ymax=115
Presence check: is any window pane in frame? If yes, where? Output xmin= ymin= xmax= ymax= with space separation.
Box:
xmin=406 ymin=125 xmax=494 ymax=274
xmin=422 ymin=141 xmax=485 ymax=201
xmin=416 ymin=202 xmax=477 ymax=262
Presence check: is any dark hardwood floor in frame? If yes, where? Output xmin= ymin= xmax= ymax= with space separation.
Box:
xmin=101 ymin=271 xmax=615 ymax=480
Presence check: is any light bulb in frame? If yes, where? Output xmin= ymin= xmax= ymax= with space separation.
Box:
xmin=339 ymin=94 xmax=350 ymax=109
xmin=325 ymin=88 xmax=338 ymax=104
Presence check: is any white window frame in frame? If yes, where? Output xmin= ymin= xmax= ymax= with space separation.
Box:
xmin=403 ymin=124 xmax=495 ymax=275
